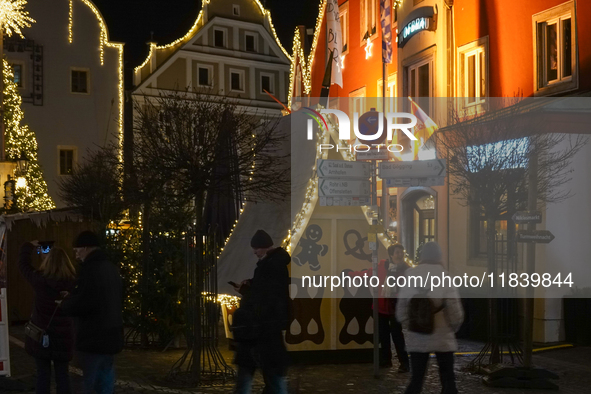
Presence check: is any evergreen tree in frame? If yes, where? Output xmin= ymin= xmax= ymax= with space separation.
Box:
xmin=3 ymin=58 xmax=54 ymax=211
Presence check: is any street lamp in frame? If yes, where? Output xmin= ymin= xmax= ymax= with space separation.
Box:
xmin=15 ymin=152 xmax=28 ymax=176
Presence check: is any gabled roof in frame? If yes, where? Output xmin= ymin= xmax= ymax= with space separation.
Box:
xmin=134 ymin=0 xmax=291 ymax=86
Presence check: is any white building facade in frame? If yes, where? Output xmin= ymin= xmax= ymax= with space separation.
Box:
xmin=3 ymin=0 xmax=123 ymax=207
xmin=132 ymin=0 xmax=291 ymax=115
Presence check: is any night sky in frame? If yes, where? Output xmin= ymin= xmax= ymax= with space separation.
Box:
xmin=90 ymin=0 xmax=320 ymax=70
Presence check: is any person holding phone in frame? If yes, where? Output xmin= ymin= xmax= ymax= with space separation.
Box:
xmin=19 ymin=241 xmax=76 ymax=394
xmin=232 ymin=229 xmax=290 ymax=394
xmin=61 ymin=231 xmax=123 ymax=394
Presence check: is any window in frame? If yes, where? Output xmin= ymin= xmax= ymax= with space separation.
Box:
xmin=260 ymin=73 xmax=274 ymax=94
xmin=339 ymin=2 xmax=349 ymax=55
xmin=12 ymin=64 xmax=23 ymax=87
xmin=230 ymin=69 xmax=244 ymax=92
xmin=197 ymin=65 xmax=213 ymax=87
xmin=233 ymin=4 xmax=240 ymax=16
xmin=245 ymin=33 xmax=256 ymax=52
xmin=58 ymin=147 xmax=76 ymax=175
xmin=458 ymin=37 xmax=488 ymax=106
xmin=71 ymin=69 xmax=89 ymax=94
xmin=533 ymin=2 xmax=577 ymax=95
xmin=349 ymin=86 xmax=366 ymax=122
xmin=377 ymin=73 xmax=397 ymax=112
xmin=408 ymin=59 xmax=432 ymax=114
xmin=360 ymin=0 xmax=377 ymax=42
xmin=214 ymin=28 xmax=226 ymax=48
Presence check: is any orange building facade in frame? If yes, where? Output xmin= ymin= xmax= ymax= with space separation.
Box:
xmin=288 ymin=0 xmax=591 ymax=343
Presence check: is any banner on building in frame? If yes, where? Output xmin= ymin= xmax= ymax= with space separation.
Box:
xmin=380 ymin=0 xmax=393 ymax=63
xmin=326 ymin=0 xmax=343 ymax=87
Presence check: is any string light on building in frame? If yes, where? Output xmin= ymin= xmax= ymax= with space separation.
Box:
xmin=68 ymin=0 xmax=124 ymax=160
xmin=68 ymin=0 xmax=73 ymax=43
xmin=134 ymin=0 xmax=291 ymax=78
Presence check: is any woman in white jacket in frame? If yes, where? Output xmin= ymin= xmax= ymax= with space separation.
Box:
xmin=396 ymin=242 xmax=464 ymax=394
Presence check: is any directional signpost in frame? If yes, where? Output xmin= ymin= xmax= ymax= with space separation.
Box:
xmin=386 ymin=177 xmax=445 ymax=187
xmin=512 ymin=211 xmax=542 ymax=224
xmin=317 ymin=159 xmax=371 ymax=178
xmin=516 ymin=230 xmax=555 ymax=244
xmin=379 ymin=158 xmax=446 ymax=179
xmin=319 ymin=179 xmax=371 ymax=197
xmin=317 ymin=160 xmax=371 ymax=206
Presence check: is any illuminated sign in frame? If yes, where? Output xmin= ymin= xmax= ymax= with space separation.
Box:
xmin=398 ymin=9 xmax=437 ymax=48
xmin=402 ymin=17 xmax=429 ymax=40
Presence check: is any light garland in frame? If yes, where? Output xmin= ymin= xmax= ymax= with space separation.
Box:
xmin=0 ymin=0 xmax=35 ymax=38
xmin=134 ymin=0 xmax=291 ymax=77
xmin=287 ymin=27 xmax=309 ymax=112
xmin=68 ymin=0 xmax=73 ymax=43
xmin=68 ymin=0 xmax=124 ymax=160
xmin=306 ymin=0 xmax=326 ymax=94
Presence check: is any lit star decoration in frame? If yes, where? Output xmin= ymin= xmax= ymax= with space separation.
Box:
xmin=3 ymin=60 xmax=55 ymax=211
xmin=365 ymin=38 xmax=373 ymax=59
xmin=0 ymin=0 xmax=35 ymax=38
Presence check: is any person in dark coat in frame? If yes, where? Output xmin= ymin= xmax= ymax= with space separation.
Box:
xmin=19 ymin=241 xmax=76 ymax=394
xmin=61 ymin=231 xmax=123 ymax=394
xmin=232 ymin=229 xmax=290 ymax=394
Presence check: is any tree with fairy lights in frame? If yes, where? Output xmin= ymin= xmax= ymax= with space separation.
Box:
xmin=0 ymin=1 xmax=51 ymax=212
xmin=3 ymin=59 xmax=54 ymax=212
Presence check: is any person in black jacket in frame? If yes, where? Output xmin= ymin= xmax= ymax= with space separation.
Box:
xmin=232 ymin=229 xmax=290 ymax=394
xmin=61 ymin=231 xmax=123 ymax=394
xmin=19 ymin=241 xmax=76 ymax=394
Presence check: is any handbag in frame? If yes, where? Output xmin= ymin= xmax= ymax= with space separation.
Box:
xmin=231 ymin=307 xmax=259 ymax=342
xmin=24 ymin=302 xmax=60 ymax=348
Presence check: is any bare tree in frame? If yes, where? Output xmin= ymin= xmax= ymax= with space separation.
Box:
xmin=132 ymin=90 xmax=290 ymax=382
xmin=58 ymin=146 xmax=125 ymax=233
xmin=435 ymin=99 xmax=587 ymax=365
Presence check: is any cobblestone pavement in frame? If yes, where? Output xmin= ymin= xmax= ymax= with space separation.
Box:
xmin=2 ymin=326 xmax=591 ymax=393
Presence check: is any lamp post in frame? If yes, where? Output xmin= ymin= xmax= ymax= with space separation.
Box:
xmin=15 ymin=151 xmax=28 ymax=176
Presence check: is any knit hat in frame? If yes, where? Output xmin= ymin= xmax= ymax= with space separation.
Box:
xmin=419 ymin=241 xmax=442 ymax=263
xmin=250 ymin=230 xmax=273 ymax=249
xmin=73 ymin=231 xmax=101 ymax=248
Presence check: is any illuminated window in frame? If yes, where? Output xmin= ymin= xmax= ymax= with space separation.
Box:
xmin=533 ymin=2 xmax=577 ymax=95
xmin=339 ymin=2 xmax=349 ymax=55
xmin=349 ymin=86 xmax=366 ymax=124
xmin=70 ymin=68 xmax=89 ymax=94
xmin=407 ymin=58 xmax=432 ymax=114
xmin=458 ymin=37 xmax=488 ymax=106
xmin=360 ymin=0 xmax=377 ymax=42
xmin=12 ymin=64 xmax=23 ymax=87
xmin=377 ymin=73 xmax=397 ymax=112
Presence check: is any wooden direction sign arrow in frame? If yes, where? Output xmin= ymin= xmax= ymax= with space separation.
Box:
xmin=317 ymin=159 xmax=371 ymax=178
xmin=319 ymin=179 xmax=371 ymax=197
xmin=379 ymin=159 xmax=446 ymax=179
xmin=386 ymin=177 xmax=445 ymax=187
xmin=516 ymin=230 xmax=555 ymax=244
xmin=512 ymin=211 xmax=542 ymax=224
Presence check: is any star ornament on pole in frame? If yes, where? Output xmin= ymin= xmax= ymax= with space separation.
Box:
xmin=0 ymin=0 xmax=35 ymax=38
